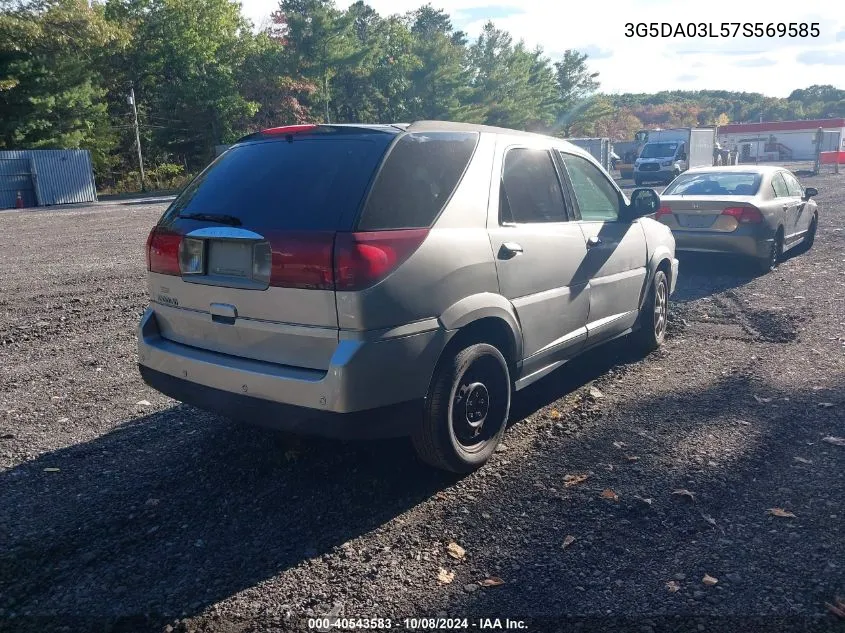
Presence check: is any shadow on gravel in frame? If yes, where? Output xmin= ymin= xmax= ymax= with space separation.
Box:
xmin=0 ymin=410 xmax=450 ymax=631
xmin=0 ymin=339 xmax=645 ymax=632
xmin=672 ymin=253 xmax=758 ymax=303
xmin=441 ymin=375 xmax=845 ymax=632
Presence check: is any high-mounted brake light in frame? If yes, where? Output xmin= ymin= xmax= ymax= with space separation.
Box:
xmin=147 ymin=226 xmax=182 ymax=276
xmin=721 ymin=206 xmax=762 ymax=224
xmin=261 ymin=124 xmax=319 ymax=136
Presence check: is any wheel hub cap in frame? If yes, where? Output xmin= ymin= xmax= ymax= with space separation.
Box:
xmin=463 ymin=382 xmax=489 ymax=429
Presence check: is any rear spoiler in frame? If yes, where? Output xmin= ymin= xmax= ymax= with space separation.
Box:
xmin=234 ymin=123 xmax=405 ymax=145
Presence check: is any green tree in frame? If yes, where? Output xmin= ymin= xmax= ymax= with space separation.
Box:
xmin=0 ymin=0 xmax=120 ymax=173
xmin=105 ymin=0 xmax=260 ymax=165
xmin=466 ymin=22 xmax=557 ymax=129
xmin=238 ymin=32 xmax=316 ymax=131
xmin=404 ymin=5 xmax=471 ymax=121
xmin=272 ymin=0 xmax=365 ymax=123
xmin=553 ymin=49 xmax=601 ymax=136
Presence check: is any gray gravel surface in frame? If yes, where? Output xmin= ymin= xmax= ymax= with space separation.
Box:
xmin=1 ymin=176 xmax=844 ymax=633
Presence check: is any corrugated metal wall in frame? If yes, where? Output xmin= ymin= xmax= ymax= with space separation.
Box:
xmin=0 ymin=149 xmax=97 ymax=209
xmin=0 ymin=157 xmax=36 ymax=208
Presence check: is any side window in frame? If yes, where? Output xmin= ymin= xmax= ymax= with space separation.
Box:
xmin=500 ymin=148 xmax=568 ymax=224
xmin=559 ymin=152 xmax=621 ymax=222
xmin=782 ymin=172 xmax=803 ymax=198
xmin=358 ymin=132 xmax=479 ymax=230
xmin=771 ymin=172 xmax=789 ymax=198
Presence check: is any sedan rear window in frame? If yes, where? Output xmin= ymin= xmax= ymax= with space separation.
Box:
xmin=162 ymin=136 xmax=392 ymax=230
xmin=663 ymin=172 xmax=762 ymax=196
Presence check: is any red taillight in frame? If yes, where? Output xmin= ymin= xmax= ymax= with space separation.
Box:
xmin=334 ymin=229 xmax=429 ymax=292
xmin=262 ymin=124 xmax=319 ymax=136
xmin=146 ymin=227 xmax=182 ymax=276
xmin=264 ymin=231 xmax=335 ymax=290
xmin=655 ymin=206 xmax=673 ymax=219
xmin=721 ymin=206 xmax=762 ymax=224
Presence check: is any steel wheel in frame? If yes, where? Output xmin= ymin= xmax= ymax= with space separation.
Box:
xmin=412 ymin=342 xmax=511 ymax=472
xmin=450 ymin=355 xmax=508 ymax=452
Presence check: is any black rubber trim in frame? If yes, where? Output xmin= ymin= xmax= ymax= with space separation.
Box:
xmin=138 ymin=365 xmax=421 ymax=440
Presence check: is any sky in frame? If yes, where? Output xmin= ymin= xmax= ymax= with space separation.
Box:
xmin=241 ymin=0 xmax=845 ymax=98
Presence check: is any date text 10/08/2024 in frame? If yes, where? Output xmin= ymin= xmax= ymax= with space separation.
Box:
xmin=307 ymin=618 xmax=529 ymax=630
xmin=624 ymin=22 xmax=820 ymax=38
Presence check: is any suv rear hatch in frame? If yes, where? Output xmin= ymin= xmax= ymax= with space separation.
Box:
xmin=145 ymin=125 xmax=396 ymax=371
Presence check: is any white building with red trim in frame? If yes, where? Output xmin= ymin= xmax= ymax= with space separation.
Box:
xmin=716 ymin=118 xmax=845 ymax=162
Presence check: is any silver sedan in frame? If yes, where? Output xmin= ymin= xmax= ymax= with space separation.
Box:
xmin=655 ymin=166 xmax=819 ymax=273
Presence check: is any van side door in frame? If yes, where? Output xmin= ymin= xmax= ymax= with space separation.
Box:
xmin=487 ymin=144 xmax=591 ymax=374
xmin=557 ymin=150 xmax=648 ymax=345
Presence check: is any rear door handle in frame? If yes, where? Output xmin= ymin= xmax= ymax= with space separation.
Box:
xmin=586 ymin=236 xmax=602 ymax=248
xmin=499 ymin=242 xmax=523 ymax=258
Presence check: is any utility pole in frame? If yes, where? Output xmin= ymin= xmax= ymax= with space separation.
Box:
xmin=813 ymin=127 xmax=823 ymax=175
xmin=324 ymin=74 xmax=331 ymax=124
xmin=128 ymin=86 xmax=146 ymax=192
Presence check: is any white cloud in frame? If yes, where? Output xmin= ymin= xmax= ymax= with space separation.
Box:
xmin=238 ymin=0 xmax=845 ymax=96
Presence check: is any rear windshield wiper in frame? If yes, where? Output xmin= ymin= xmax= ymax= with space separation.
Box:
xmin=178 ymin=213 xmax=242 ymax=226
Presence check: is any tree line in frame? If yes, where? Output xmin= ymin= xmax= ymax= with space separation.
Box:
xmin=1 ymin=0 xmax=843 ymax=191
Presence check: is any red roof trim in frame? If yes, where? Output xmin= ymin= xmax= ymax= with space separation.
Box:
xmin=719 ymin=118 xmax=845 ymax=134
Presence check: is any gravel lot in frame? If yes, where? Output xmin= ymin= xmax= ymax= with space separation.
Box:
xmin=1 ymin=171 xmax=844 ymax=633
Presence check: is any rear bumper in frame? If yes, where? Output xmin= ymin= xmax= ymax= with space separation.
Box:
xmin=137 ymin=307 xmax=447 ymax=437
xmin=138 ymin=365 xmax=422 ymax=439
xmin=673 ymin=230 xmax=771 ymax=259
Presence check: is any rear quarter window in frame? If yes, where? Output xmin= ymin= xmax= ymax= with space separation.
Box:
xmin=356 ymin=132 xmax=479 ymax=230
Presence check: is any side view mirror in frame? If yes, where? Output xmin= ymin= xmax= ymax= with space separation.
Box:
xmin=629 ymin=188 xmax=661 ymax=218
xmin=803 ymin=186 xmax=818 ymax=200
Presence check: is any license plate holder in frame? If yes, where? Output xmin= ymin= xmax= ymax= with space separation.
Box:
xmin=679 ymin=215 xmax=715 ymax=229
xmin=207 ymin=240 xmax=253 ymax=279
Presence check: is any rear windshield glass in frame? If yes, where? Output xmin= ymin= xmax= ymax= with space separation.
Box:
xmin=161 ymin=136 xmax=392 ymax=230
xmin=356 ymin=131 xmax=479 ymax=230
xmin=664 ymin=172 xmax=762 ymax=196
xmin=640 ymin=143 xmax=678 ymax=159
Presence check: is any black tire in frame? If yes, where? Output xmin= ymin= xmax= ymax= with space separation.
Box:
xmin=634 ymin=176 xmax=642 ymax=187
xmin=756 ymin=230 xmax=783 ymax=274
xmin=412 ymin=343 xmax=511 ymax=473
xmin=632 ymin=269 xmax=669 ymax=354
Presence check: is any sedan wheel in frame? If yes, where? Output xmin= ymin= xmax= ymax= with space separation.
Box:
xmin=632 ymin=269 xmax=669 ymax=354
xmin=757 ymin=232 xmax=783 ymax=274
xmin=798 ymin=215 xmax=817 ymax=253
xmin=654 ymin=278 xmax=668 ymax=341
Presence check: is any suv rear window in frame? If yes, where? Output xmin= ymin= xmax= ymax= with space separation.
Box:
xmin=356 ymin=132 xmax=479 ymax=230
xmin=162 ymin=136 xmax=392 ymax=230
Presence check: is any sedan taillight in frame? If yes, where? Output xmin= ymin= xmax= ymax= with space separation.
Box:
xmin=721 ymin=206 xmax=763 ymax=224
xmin=655 ymin=206 xmax=673 ymax=220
